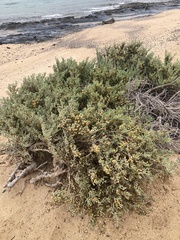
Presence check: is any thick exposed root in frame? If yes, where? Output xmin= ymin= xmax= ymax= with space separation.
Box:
xmin=2 ymin=155 xmax=67 ymax=192
xmin=45 ymin=181 xmax=63 ymax=188
xmin=4 ymin=162 xmax=22 ymax=188
xmin=30 ymin=168 xmax=67 ymax=184
xmin=3 ymin=162 xmax=37 ymax=190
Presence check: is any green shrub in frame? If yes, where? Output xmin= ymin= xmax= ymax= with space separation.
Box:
xmin=96 ymin=42 xmax=180 ymax=88
xmin=0 ymin=41 xmax=179 ymax=223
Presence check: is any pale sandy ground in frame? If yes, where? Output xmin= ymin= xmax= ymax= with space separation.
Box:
xmin=0 ymin=9 xmax=180 ymax=240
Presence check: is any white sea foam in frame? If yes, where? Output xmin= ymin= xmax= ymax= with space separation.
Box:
xmin=89 ymin=4 xmax=121 ymax=13
xmin=42 ymin=14 xmax=63 ymax=20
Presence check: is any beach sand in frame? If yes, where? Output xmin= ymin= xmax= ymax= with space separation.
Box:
xmin=0 ymin=9 xmax=180 ymax=240
xmin=1 ymin=9 xmax=180 ymax=98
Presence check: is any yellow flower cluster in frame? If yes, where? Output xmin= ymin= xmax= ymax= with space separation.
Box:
xmin=31 ymin=99 xmax=39 ymax=107
xmin=103 ymin=165 xmax=111 ymax=175
xmin=90 ymin=144 xmax=100 ymax=153
xmin=72 ymin=149 xmax=81 ymax=157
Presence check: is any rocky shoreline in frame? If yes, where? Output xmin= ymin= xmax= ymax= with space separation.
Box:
xmin=0 ymin=0 xmax=180 ymax=44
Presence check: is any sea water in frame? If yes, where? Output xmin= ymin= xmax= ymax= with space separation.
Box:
xmin=0 ymin=0 xmax=172 ymax=23
xmin=0 ymin=0 xmax=179 ymax=43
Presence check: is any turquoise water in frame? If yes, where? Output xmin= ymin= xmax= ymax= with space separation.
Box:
xmin=0 ymin=0 xmax=170 ymax=23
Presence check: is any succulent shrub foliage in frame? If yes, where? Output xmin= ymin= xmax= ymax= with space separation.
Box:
xmin=0 ymin=42 xmax=179 ymax=222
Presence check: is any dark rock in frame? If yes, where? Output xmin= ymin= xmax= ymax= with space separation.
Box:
xmin=102 ymin=18 xmax=115 ymax=25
